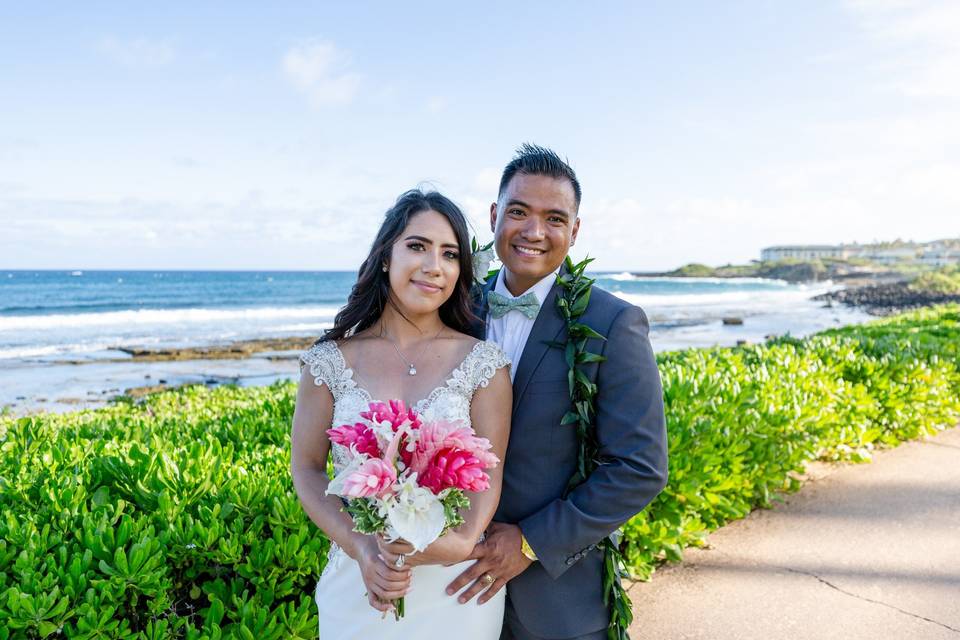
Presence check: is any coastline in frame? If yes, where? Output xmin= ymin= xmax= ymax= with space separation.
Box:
xmin=0 ymin=274 xmax=880 ymax=417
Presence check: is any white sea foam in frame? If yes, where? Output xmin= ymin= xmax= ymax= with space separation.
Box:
xmin=616 ymin=276 xmax=791 ymax=286
xmin=0 ymin=342 xmax=118 ymax=360
xmin=0 ymin=306 xmax=342 ymax=332
xmin=612 ymin=285 xmax=835 ymax=310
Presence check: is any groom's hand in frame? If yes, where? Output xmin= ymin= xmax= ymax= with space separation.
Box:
xmin=445 ymin=522 xmax=532 ymax=605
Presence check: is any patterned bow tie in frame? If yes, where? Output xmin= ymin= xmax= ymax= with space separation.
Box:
xmin=488 ymin=290 xmax=540 ymax=320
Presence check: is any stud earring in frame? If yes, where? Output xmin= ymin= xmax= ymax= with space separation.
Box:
xmin=382 ymin=264 xmax=388 ymax=272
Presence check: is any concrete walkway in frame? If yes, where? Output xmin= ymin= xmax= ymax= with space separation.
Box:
xmin=628 ymin=426 xmax=960 ymax=640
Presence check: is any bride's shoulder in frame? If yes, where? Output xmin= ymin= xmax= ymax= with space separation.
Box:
xmin=298 ymin=340 xmax=351 ymax=396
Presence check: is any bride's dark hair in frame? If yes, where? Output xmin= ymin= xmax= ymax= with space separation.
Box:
xmin=320 ymin=189 xmax=476 ymax=343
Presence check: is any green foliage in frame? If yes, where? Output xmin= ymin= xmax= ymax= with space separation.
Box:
xmin=2 ymin=306 xmax=959 ymax=636
xmin=343 ymin=499 xmax=386 ymax=535
xmin=0 ymin=383 xmax=324 ymax=638
xmin=910 ymin=265 xmax=960 ymax=295
xmin=621 ymin=304 xmax=960 ymax=579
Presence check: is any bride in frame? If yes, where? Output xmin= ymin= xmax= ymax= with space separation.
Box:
xmin=290 ymin=189 xmax=512 ymax=638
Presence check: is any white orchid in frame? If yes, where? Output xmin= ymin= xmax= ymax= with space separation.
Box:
xmin=472 ymin=246 xmax=497 ymax=284
xmin=383 ymin=473 xmax=446 ymax=551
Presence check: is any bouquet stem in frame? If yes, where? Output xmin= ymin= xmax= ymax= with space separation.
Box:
xmin=393 ymin=596 xmax=405 ymax=620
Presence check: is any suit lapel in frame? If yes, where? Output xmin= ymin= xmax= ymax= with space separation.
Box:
xmin=470 ymin=275 xmax=498 ymax=340
xmin=511 ymin=279 xmax=566 ymax=414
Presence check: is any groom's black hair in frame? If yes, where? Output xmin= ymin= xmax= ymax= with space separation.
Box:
xmin=498 ymin=143 xmax=582 ymax=210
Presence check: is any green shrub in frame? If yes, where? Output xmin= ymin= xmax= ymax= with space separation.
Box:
xmin=910 ymin=266 xmax=960 ymax=295
xmin=0 ymin=385 xmax=325 ymax=638
xmin=2 ymin=305 xmax=959 ymax=635
xmin=621 ymin=304 xmax=960 ymax=578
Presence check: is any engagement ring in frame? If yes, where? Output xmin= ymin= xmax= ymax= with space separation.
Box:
xmin=394 ymin=554 xmax=406 ymax=568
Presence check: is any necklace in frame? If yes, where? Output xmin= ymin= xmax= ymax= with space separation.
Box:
xmin=379 ymin=324 xmax=444 ymax=376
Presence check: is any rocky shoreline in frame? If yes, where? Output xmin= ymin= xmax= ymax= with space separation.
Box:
xmin=814 ymin=282 xmax=960 ymax=316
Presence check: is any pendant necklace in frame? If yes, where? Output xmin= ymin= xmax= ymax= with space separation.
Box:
xmin=380 ymin=324 xmax=444 ymax=376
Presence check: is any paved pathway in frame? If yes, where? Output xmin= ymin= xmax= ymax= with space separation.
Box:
xmin=627 ymin=426 xmax=960 ymax=639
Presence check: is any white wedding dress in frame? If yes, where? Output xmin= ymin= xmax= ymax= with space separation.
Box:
xmin=300 ymin=339 xmax=511 ymax=639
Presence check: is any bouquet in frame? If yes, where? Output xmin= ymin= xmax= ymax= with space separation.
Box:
xmin=325 ymin=400 xmax=499 ymax=619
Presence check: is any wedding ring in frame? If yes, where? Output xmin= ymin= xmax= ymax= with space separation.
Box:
xmin=394 ymin=554 xmax=406 ymax=568
xmin=481 ymin=573 xmax=495 ymax=585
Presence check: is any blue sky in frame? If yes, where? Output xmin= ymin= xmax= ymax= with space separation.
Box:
xmin=1 ymin=1 xmax=957 ymax=270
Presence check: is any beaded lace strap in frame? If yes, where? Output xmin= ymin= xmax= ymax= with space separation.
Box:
xmin=461 ymin=341 xmax=511 ymax=393
xmin=298 ymin=341 xmax=347 ymax=397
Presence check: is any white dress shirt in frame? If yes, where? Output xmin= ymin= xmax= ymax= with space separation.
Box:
xmin=486 ymin=267 xmax=560 ymax=381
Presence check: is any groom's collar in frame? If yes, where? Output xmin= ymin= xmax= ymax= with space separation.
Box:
xmin=491 ymin=266 xmax=561 ymax=310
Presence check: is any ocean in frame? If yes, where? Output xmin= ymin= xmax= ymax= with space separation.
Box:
xmin=0 ymin=270 xmax=871 ymax=414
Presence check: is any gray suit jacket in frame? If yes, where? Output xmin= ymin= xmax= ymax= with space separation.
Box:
xmin=473 ymin=271 xmax=668 ymax=638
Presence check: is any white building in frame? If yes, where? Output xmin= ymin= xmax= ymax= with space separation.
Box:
xmin=761 ymin=245 xmax=846 ymax=261
xmin=761 ymin=239 xmax=958 ymax=265
xmin=920 ymin=249 xmax=960 ymax=267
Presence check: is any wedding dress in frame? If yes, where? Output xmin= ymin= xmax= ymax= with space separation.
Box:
xmin=300 ymin=339 xmax=511 ymax=639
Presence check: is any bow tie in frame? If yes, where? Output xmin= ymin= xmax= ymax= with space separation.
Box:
xmin=488 ymin=290 xmax=540 ymax=320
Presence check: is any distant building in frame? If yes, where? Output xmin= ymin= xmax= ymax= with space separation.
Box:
xmin=856 ymin=246 xmax=920 ymax=264
xmin=761 ymin=239 xmax=959 ymax=265
xmin=920 ymin=249 xmax=960 ymax=267
xmin=761 ymin=245 xmax=846 ymax=261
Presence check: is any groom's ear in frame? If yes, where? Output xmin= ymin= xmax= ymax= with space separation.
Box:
xmin=489 ymin=202 xmax=498 ymax=233
xmin=569 ymin=215 xmax=581 ymax=247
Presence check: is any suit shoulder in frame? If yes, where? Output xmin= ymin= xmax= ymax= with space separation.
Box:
xmin=586 ymin=286 xmax=650 ymax=327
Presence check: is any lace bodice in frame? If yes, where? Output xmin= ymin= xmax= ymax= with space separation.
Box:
xmin=299 ymin=340 xmax=510 ymax=470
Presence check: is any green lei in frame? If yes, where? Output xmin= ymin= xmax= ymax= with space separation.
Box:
xmin=475 ymin=244 xmax=634 ymax=640
xmin=549 ymin=255 xmax=633 ymax=640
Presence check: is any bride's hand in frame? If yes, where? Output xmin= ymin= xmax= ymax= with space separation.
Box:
xmin=377 ymin=536 xmax=422 ymax=568
xmin=357 ymin=537 xmax=411 ymax=612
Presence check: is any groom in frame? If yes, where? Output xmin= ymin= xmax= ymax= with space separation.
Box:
xmin=450 ymin=144 xmax=669 ymax=639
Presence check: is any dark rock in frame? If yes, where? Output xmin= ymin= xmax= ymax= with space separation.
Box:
xmin=813 ymin=283 xmax=960 ymax=316
xmin=736 ymin=339 xmax=749 ymax=346
xmin=723 ymin=317 xmax=744 ymax=325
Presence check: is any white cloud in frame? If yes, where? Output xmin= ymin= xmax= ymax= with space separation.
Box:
xmin=282 ymin=40 xmax=361 ymax=107
xmin=844 ymin=0 xmax=960 ymax=98
xmin=97 ymin=37 xmax=176 ymax=67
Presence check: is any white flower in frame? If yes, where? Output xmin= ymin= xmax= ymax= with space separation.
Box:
xmin=325 ymin=455 xmax=366 ymax=497
xmin=384 ymin=473 xmax=446 ymax=551
xmin=472 ymin=247 xmax=496 ymax=284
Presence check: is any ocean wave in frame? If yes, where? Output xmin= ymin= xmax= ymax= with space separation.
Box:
xmin=613 ymin=285 xmax=834 ymax=309
xmin=608 ymin=275 xmax=790 ymax=286
xmin=601 ymin=272 xmax=639 ymax=281
xmin=0 ymin=342 xmax=118 ymax=360
xmin=0 ymin=306 xmax=342 ymax=332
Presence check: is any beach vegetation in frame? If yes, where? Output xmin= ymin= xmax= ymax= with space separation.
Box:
xmin=909 ymin=265 xmax=960 ymax=295
xmin=2 ymin=306 xmax=959 ymax=635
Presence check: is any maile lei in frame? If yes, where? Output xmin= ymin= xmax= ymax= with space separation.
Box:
xmin=471 ymin=241 xmax=634 ymax=640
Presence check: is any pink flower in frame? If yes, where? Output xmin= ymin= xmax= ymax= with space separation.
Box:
xmin=327 ymin=423 xmax=381 ymax=457
xmin=340 ymin=458 xmax=397 ymax=498
xmin=360 ymin=400 xmax=422 ymax=432
xmin=409 ymin=420 xmax=499 ymax=475
xmin=419 ymin=448 xmax=490 ymax=494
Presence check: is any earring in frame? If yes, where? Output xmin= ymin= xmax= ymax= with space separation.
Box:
xmin=382 ymin=264 xmax=388 ymax=272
